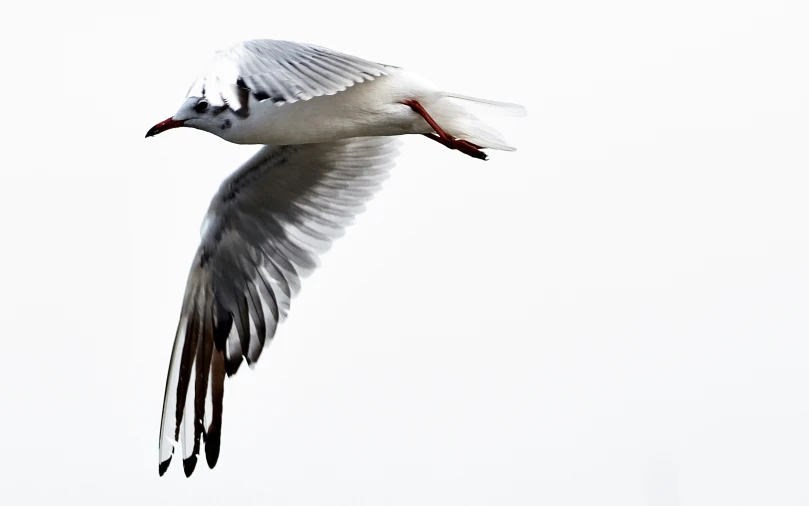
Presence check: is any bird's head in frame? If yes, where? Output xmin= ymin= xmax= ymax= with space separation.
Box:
xmin=145 ymin=96 xmax=242 ymax=139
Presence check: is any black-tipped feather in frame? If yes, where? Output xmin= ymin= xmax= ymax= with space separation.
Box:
xmin=183 ymin=455 xmax=198 ymax=477
xmin=175 ymin=300 xmax=200 ymax=440
xmin=158 ymin=138 xmax=401 ymax=476
xmin=234 ymin=293 xmax=251 ymax=364
xmin=192 ymin=297 xmax=214 ymax=460
xmin=206 ymin=350 xmax=225 ymax=469
xmin=159 ymin=456 xmax=172 ymax=476
xmin=213 ymin=305 xmax=232 ymax=352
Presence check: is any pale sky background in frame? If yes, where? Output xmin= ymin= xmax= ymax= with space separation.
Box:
xmin=1 ymin=0 xmax=808 ymax=504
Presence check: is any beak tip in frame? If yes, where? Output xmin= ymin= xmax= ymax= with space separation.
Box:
xmin=146 ymin=117 xmax=184 ymax=139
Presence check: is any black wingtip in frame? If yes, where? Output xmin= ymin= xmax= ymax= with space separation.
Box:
xmin=224 ymin=357 xmax=242 ymax=377
xmin=205 ymin=431 xmax=221 ymax=469
xmin=159 ymin=456 xmax=172 ymax=476
xmin=183 ymin=455 xmax=198 ymax=477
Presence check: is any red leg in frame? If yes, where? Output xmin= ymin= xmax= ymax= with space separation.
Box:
xmin=403 ymin=100 xmax=488 ymax=161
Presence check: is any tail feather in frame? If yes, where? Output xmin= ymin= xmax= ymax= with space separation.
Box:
xmin=441 ymin=92 xmax=527 ymax=118
xmin=428 ymin=96 xmax=522 ymax=152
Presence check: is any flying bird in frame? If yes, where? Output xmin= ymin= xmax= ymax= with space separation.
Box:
xmin=147 ymin=39 xmax=524 ymax=477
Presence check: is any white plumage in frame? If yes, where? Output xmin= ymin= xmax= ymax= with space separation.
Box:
xmin=147 ymin=38 xmax=524 ymax=477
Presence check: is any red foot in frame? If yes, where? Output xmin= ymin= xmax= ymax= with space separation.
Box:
xmin=402 ymin=100 xmax=488 ymax=161
xmin=422 ymin=133 xmax=488 ymax=160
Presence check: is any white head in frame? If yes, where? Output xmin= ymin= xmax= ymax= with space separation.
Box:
xmin=145 ymin=95 xmax=246 ymax=141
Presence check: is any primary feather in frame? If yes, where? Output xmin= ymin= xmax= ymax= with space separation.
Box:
xmin=158 ymin=137 xmax=401 ymax=476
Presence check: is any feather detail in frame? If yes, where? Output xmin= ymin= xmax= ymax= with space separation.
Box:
xmin=158 ymin=137 xmax=401 ymax=476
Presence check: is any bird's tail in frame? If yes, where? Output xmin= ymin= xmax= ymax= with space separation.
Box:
xmin=428 ymin=92 xmax=526 ymax=151
xmin=442 ymin=92 xmax=527 ymax=117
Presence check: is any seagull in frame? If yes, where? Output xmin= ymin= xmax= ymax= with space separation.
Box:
xmin=147 ymin=39 xmax=524 ymax=477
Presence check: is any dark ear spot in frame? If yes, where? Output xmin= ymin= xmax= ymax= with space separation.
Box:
xmin=220 ymin=119 xmax=232 ymax=130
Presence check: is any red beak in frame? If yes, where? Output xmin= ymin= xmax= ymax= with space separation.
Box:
xmin=145 ymin=117 xmax=185 ymax=138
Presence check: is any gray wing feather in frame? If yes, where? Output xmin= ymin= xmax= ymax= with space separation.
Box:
xmin=187 ymin=39 xmax=393 ymax=110
xmin=158 ymin=137 xmax=401 ymax=476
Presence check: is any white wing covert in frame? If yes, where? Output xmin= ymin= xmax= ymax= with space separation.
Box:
xmin=186 ymin=39 xmax=394 ymax=114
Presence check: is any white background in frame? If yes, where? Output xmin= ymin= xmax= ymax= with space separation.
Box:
xmin=1 ymin=0 xmax=807 ymax=504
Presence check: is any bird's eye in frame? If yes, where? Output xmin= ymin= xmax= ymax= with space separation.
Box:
xmin=194 ymin=100 xmax=209 ymax=113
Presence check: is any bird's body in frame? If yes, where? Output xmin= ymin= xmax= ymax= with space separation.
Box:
xmin=147 ymin=38 xmax=524 ymax=477
xmin=218 ymin=68 xmax=434 ymax=145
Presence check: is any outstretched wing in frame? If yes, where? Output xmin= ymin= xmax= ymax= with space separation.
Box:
xmin=158 ymin=137 xmax=401 ymax=477
xmin=186 ymin=39 xmax=394 ymax=114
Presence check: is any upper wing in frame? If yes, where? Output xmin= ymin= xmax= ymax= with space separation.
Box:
xmin=158 ymin=137 xmax=401 ymax=477
xmin=186 ymin=39 xmax=394 ymax=114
